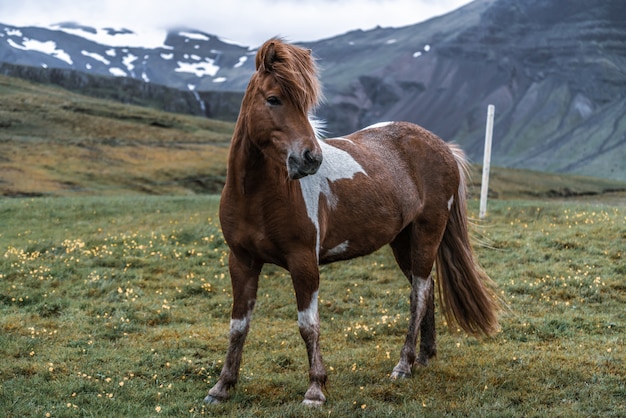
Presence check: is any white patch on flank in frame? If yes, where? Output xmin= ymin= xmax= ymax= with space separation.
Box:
xmin=448 ymin=196 xmax=454 ymax=211
xmin=326 ymin=241 xmax=349 ymax=257
xmin=297 ymin=291 xmax=319 ymax=329
xmin=362 ymin=121 xmax=393 ymax=130
xmin=299 ymin=139 xmax=367 ymax=259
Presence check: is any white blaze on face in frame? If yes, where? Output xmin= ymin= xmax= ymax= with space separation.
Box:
xmin=299 ymin=139 xmax=367 ymax=259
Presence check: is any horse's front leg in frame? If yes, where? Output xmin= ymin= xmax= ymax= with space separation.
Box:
xmin=290 ymin=257 xmax=327 ymax=406
xmin=205 ymin=251 xmax=262 ymax=404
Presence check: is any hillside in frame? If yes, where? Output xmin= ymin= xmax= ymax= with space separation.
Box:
xmin=0 ymin=75 xmax=232 ymax=197
xmin=1 ymin=75 xmax=625 ymax=200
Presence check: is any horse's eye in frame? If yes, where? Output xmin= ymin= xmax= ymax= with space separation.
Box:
xmin=266 ymin=96 xmax=282 ymax=106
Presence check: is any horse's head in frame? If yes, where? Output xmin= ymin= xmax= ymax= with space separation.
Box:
xmin=242 ymin=38 xmax=323 ymax=179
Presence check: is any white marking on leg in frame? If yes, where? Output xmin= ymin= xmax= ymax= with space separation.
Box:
xmin=298 ymin=291 xmax=319 ymax=329
xmin=299 ymin=140 xmax=366 ymax=259
xmin=447 ymin=195 xmax=454 ymax=211
xmin=413 ymin=275 xmax=430 ymax=307
xmin=230 ymin=308 xmax=253 ymax=334
xmin=325 ymin=240 xmax=349 ymax=257
xmin=391 ymin=276 xmax=431 ymax=379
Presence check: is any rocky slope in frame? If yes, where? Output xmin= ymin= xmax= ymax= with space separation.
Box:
xmin=307 ymin=0 xmax=626 ymax=180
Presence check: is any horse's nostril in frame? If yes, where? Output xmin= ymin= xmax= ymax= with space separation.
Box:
xmin=303 ymin=149 xmax=322 ymax=167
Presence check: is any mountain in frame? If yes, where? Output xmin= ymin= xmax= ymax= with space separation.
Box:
xmin=1 ymin=0 xmax=625 ymax=181
xmin=306 ymin=0 xmax=626 ymax=181
xmin=0 ymin=22 xmax=255 ymax=91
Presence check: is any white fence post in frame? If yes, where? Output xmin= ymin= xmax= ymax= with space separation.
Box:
xmin=479 ymin=104 xmax=495 ymax=219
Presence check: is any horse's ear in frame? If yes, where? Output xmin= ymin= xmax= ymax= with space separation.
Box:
xmin=257 ymin=41 xmax=277 ymax=73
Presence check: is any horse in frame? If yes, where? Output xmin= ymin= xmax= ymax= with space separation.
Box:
xmin=205 ymin=38 xmax=501 ymax=406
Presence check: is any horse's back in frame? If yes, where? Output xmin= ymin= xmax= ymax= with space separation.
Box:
xmin=346 ymin=122 xmax=458 ymax=174
xmin=332 ymin=121 xmax=460 ymax=201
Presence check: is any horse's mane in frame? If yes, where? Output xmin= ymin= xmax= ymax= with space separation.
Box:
xmin=255 ymin=38 xmax=322 ymax=114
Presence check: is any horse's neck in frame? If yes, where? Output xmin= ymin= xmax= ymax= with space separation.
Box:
xmin=226 ymin=131 xmax=285 ymax=197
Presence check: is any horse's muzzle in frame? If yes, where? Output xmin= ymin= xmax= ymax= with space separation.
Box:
xmin=288 ymin=149 xmax=323 ymax=179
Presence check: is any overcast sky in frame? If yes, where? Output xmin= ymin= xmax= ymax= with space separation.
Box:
xmin=0 ymin=0 xmax=473 ymax=47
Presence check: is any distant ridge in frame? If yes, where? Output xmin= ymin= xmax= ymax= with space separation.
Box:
xmin=1 ymin=0 xmax=624 ymax=181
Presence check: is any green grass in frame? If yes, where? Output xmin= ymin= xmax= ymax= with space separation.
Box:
xmin=0 ymin=75 xmax=233 ymax=197
xmin=0 ymin=195 xmax=624 ymax=417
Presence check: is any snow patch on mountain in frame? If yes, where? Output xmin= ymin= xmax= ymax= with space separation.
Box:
xmin=109 ymin=67 xmax=127 ymax=77
xmin=234 ymin=56 xmax=247 ymax=68
xmin=81 ymin=50 xmax=110 ymax=65
xmin=51 ymin=23 xmax=168 ymax=48
xmin=122 ymin=53 xmax=138 ymax=73
xmin=179 ymin=31 xmax=210 ymax=42
xmin=175 ymin=59 xmax=219 ymax=77
xmin=8 ymin=38 xmax=73 ymax=65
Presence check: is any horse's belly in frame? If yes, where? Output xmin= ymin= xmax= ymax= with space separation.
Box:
xmin=319 ymin=240 xmax=385 ymax=264
xmin=318 ymin=214 xmax=404 ymax=264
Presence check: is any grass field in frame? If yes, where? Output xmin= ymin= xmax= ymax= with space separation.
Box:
xmin=1 ymin=72 xmax=624 ymax=417
xmin=0 ymin=195 xmax=624 ymax=417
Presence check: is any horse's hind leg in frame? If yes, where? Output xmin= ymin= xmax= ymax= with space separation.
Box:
xmin=416 ymin=276 xmax=436 ymax=366
xmin=390 ymin=221 xmax=443 ymax=379
xmin=205 ymin=252 xmax=261 ymax=404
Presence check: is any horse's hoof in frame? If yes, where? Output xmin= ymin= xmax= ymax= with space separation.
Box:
xmin=203 ymin=394 xmax=223 ymax=404
xmin=302 ymin=399 xmax=325 ymax=407
xmin=390 ymin=370 xmax=411 ymax=380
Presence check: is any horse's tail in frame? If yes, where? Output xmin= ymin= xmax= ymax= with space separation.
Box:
xmin=435 ymin=144 xmax=501 ymax=336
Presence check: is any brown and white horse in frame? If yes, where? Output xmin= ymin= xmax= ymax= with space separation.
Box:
xmin=205 ymin=38 xmax=501 ymax=406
